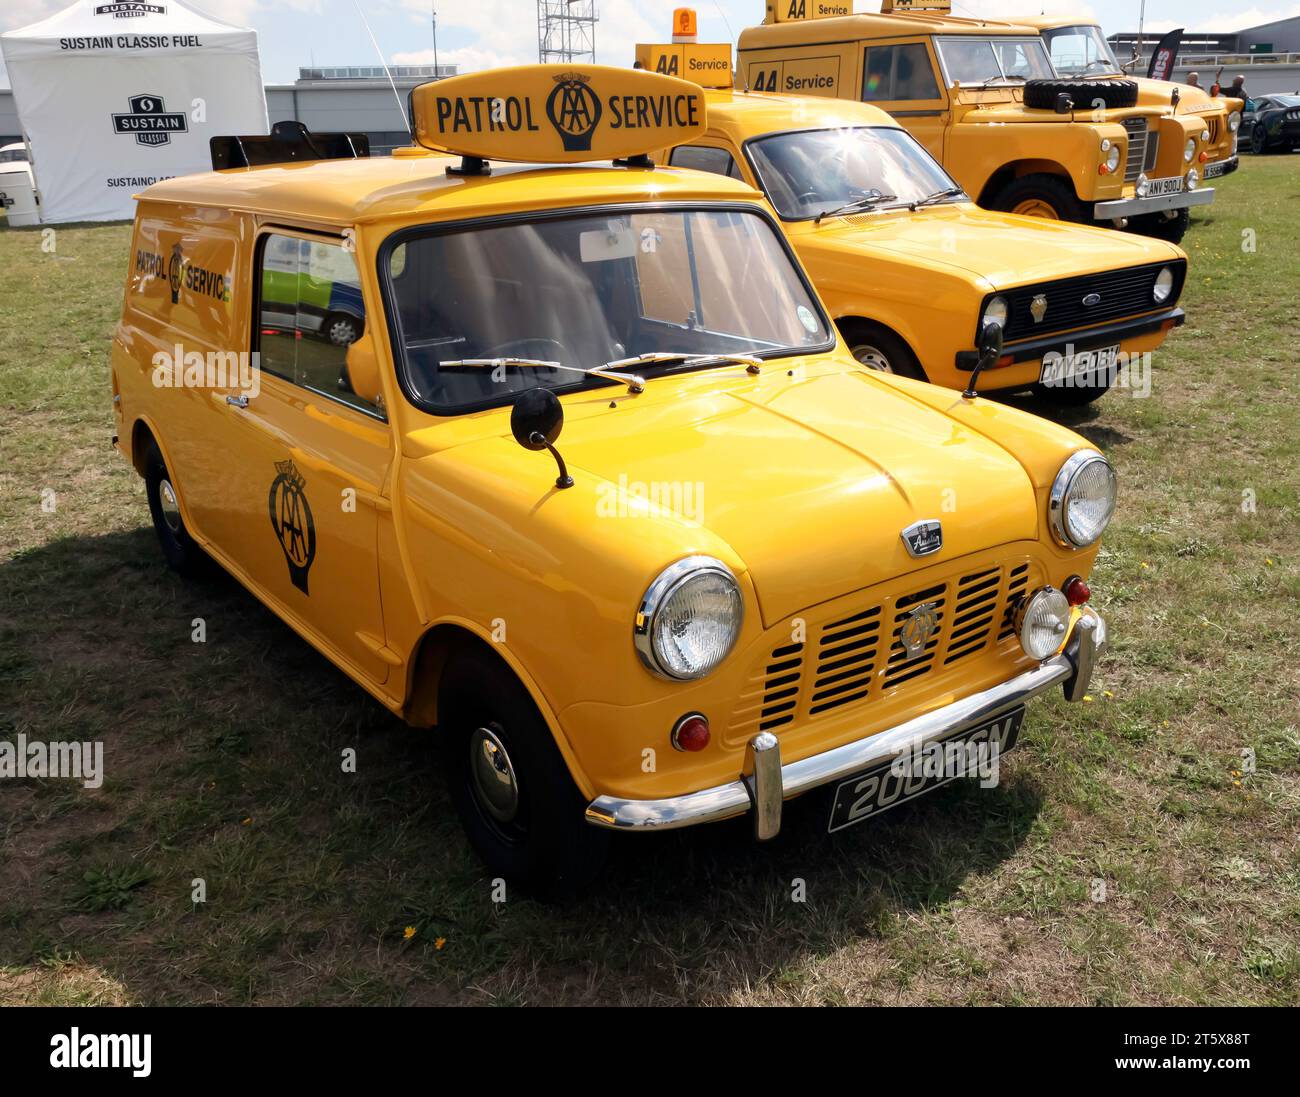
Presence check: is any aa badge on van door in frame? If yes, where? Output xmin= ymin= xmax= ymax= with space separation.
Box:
xmin=269 ymin=460 xmax=316 ymax=594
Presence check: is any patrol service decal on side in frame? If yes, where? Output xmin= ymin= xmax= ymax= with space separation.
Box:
xmin=269 ymin=460 xmax=316 ymax=594
xmin=411 ymin=64 xmax=707 ymax=164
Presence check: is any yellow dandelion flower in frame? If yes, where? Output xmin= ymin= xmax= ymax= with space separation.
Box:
xmin=403 ymin=925 xmax=417 ymax=940
xmin=435 ymin=937 xmax=447 ymax=950
xmin=1083 ymin=695 xmax=1094 ymax=703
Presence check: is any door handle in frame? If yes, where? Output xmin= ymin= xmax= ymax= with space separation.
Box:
xmin=226 ymin=394 xmax=249 ymax=409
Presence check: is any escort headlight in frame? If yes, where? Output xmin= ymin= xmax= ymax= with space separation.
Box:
xmin=1186 ymin=167 xmax=1200 ymax=190
xmin=982 ymin=295 xmax=1008 ymax=330
xmin=1049 ymin=450 xmax=1118 ymax=549
xmin=1184 ymin=137 xmax=1196 ymax=162
xmin=1153 ymin=266 xmax=1175 ymax=303
xmin=1016 ymin=587 xmax=1072 ymax=660
xmin=1228 ymin=110 xmax=1241 ymax=132
xmin=634 ymin=556 xmax=742 ymax=680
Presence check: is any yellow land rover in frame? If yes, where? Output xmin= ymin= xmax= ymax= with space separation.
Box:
xmin=737 ymin=2 xmax=1215 ymax=242
xmin=112 ymin=65 xmax=1112 ymax=894
xmin=657 ymin=89 xmax=1186 ymax=403
xmin=1021 ymin=16 xmax=1241 ymax=188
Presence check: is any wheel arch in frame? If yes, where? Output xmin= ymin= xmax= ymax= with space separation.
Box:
xmin=403 ymin=620 xmax=595 ymax=800
xmin=978 ymin=160 xmax=1077 ymax=206
xmin=130 ymin=414 xmax=207 ymax=539
xmin=834 ymin=314 xmax=929 ymax=381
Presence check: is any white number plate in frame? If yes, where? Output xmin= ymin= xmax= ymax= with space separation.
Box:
xmin=1040 ymin=343 xmax=1120 ymax=387
xmin=1146 ymin=176 xmax=1185 ymax=196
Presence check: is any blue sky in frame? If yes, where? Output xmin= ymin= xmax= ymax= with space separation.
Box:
xmin=3 ymin=0 xmax=1299 ymax=86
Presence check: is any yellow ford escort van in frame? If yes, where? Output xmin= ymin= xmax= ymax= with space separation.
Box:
xmin=657 ymin=89 xmax=1186 ymax=403
xmin=111 ymin=64 xmax=1112 ymax=893
xmin=737 ymin=2 xmax=1215 ymax=242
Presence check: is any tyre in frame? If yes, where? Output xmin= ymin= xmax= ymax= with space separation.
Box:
xmin=837 ymin=320 xmax=927 ymax=381
xmin=143 ymin=438 xmax=208 ymax=578
xmin=1023 ymin=78 xmax=1138 ymax=111
xmin=439 ymin=647 xmax=609 ymax=897
xmin=1129 ymin=205 xmax=1190 ymax=244
xmin=325 ymin=312 xmax=362 ymax=346
xmin=991 ymin=173 xmax=1088 ymax=223
xmin=1250 ymin=125 xmax=1270 ymax=155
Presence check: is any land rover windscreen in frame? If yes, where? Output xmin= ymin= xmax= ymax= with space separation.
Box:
xmin=1036 ymin=23 xmax=1125 ymax=78
xmin=381 ymin=205 xmax=835 ymax=413
xmin=934 ymin=35 xmax=1054 ymax=87
xmin=745 ymin=126 xmax=961 ymax=221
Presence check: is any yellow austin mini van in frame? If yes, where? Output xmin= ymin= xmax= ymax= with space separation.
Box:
xmin=657 ymin=89 xmax=1187 ymax=403
xmin=111 ymin=64 xmax=1112 ymax=893
xmin=737 ymin=2 xmax=1215 ymax=242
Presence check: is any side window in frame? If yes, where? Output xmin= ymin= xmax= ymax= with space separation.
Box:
xmin=669 ymin=144 xmax=742 ymax=179
xmin=256 ymin=233 xmax=382 ymax=417
xmin=862 ymin=43 xmax=940 ymax=101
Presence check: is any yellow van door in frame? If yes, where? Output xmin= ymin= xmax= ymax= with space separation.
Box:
xmin=860 ymin=38 xmax=949 ymax=163
xmin=217 ymin=230 xmax=394 ymax=684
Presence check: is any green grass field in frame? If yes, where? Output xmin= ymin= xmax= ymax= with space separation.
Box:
xmin=1 ymin=161 xmax=1297 ymax=1005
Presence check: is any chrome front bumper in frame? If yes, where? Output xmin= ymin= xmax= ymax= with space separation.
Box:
xmin=1095 ymin=187 xmax=1215 ymax=219
xmin=585 ymin=609 xmax=1106 ymax=839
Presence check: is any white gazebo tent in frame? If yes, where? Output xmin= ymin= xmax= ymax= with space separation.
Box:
xmin=1 ymin=0 xmax=268 ymax=223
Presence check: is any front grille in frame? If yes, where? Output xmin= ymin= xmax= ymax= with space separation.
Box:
xmin=730 ymin=558 xmax=1042 ymax=742
xmin=992 ymin=260 xmax=1186 ymax=343
xmin=1122 ymin=117 xmax=1149 ymax=183
xmin=1206 ymin=116 xmax=1220 ymax=144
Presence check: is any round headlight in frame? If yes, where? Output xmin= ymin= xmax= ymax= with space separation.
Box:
xmin=982 ymin=295 xmax=1008 ymax=330
xmin=634 ymin=556 xmax=743 ymax=680
xmin=1050 ymin=450 xmax=1118 ymax=549
xmin=1153 ymin=265 xmax=1175 ymax=303
xmin=1184 ymin=137 xmax=1196 ymax=162
xmin=1228 ymin=110 xmax=1241 ymax=132
xmin=1105 ymin=144 xmax=1121 ymax=172
xmin=1186 ymin=167 xmax=1200 ymax=190
xmin=1200 ymin=128 xmax=1211 ymax=143
xmin=1016 ymin=587 xmax=1071 ymax=660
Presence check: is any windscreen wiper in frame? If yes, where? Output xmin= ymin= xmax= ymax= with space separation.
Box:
xmin=814 ymin=192 xmax=898 ymax=224
xmin=440 ymin=357 xmax=647 ymax=393
xmin=908 ymin=186 xmax=966 ymax=209
xmin=604 ymin=351 xmax=765 ymax=380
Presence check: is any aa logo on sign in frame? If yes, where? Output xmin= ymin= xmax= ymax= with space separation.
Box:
xmin=546 ymin=72 xmax=602 ymax=152
xmin=112 ymin=94 xmax=188 ymax=148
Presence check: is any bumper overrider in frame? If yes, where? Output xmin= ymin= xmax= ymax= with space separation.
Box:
xmin=585 ymin=608 xmax=1106 ymax=839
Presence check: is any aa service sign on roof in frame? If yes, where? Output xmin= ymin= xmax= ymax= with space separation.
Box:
xmin=411 ymin=65 xmax=708 ymax=164
xmin=0 ymin=0 xmax=268 ymax=222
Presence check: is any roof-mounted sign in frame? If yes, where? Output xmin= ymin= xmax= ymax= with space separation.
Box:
xmin=636 ymin=8 xmax=733 ymax=88
xmin=880 ymin=0 xmax=952 ymax=12
xmin=764 ymin=0 xmax=852 ymax=23
xmin=411 ymin=64 xmax=707 ymax=164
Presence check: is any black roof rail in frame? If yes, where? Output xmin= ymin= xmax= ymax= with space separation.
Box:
xmin=210 ymin=121 xmax=371 ymax=170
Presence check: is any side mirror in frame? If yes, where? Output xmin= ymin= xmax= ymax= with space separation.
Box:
xmin=511 ymin=387 xmax=573 ymax=488
xmin=343 ymin=331 xmax=383 ymax=406
xmin=1171 ymin=87 xmax=1181 ymax=107
xmin=979 ymin=321 xmax=1004 ymax=365
xmin=963 ymin=321 xmax=1003 ymax=400
xmin=1055 ymin=92 xmax=1074 ymax=114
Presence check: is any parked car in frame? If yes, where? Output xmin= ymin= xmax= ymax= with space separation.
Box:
xmin=658 ymin=90 xmax=1187 ymax=404
xmin=112 ymin=65 xmax=1112 ymax=894
xmin=1240 ymin=94 xmax=1300 ymax=154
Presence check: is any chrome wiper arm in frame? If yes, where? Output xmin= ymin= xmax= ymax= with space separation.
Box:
xmin=909 ymin=186 xmax=966 ymax=209
xmin=603 ymin=351 xmax=765 ymax=380
xmin=814 ymin=192 xmax=897 ymax=224
xmin=441 ymin=356 xmax=647 ymax=393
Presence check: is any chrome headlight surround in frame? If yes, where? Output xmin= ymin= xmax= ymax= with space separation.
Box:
xmin=1014 ymin=586 xmax=1072 ymax=660
xmin=982 ymin=295 xmax=1008 ymax=331
xmin=634 ymin=555 xmax=743 ymax=681
xmin=1153 ymin=265 xmax=1175 ymax=303
xmin=1049 ymin=449 xmax=1118 ymax=549
xmin=1228 ymin=110 xmax=1241 ymax=132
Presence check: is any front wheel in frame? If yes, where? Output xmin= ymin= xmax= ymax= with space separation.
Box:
xmin=1129 ymin=205 xmax=1190 ymax=244
xmin=991 ymin=174 xmax=1088 ymax=223
xmin=837 ymin=320 xmax=927 ymax=381
xmin=439 ymin=648 xmax=609 ymax=897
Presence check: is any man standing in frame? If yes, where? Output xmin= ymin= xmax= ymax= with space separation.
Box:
xmin=1223 ymin=74 xmax=1248 ymax=102
xmin=1186 ymin=71 xmax=1201 ymax=88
